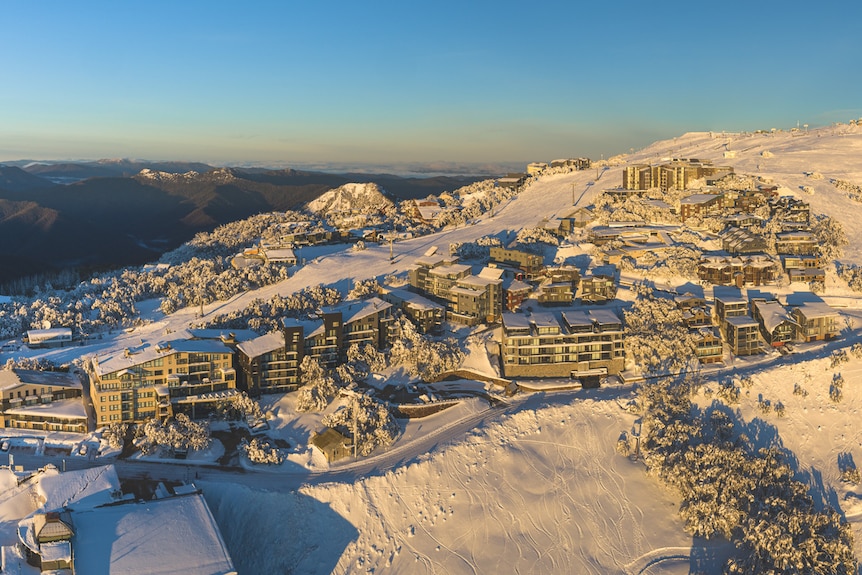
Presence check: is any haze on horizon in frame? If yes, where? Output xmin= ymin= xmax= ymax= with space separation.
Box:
xmin=2 ymin=0 xmax=860 ymax=169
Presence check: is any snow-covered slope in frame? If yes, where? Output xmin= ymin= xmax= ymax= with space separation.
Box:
xmin=306 ymin=182 xmax=395 ymax=215
xmin=6 ymin=122 xmax=862 ymax=574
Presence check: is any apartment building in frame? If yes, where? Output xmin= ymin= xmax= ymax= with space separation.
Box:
xmin=90 ymin=339 xmax=237 ymax=424
xmin=500 ymin=309 xmax=624 ymax=378
xmin=236 ymin=297 xmax=394 ymax=394
xmin=693 ymin=328 xmax=724 ymax=364
xmin=489 ymin=247 xmax=544 ymax=277
xmin=409 ymin=256 xmax=503 ymax=325
xmin=775 ymin=231 xmax=819 ymax=256
xmin=725 ymin=315 xmax=762 ymax=356
xmin=380 ymin=287 xmax=445 ymax=334
xmin=0 ymin=369 xmax=86 ymax=433
xmin=791 ymin=302 xmax=840 ymax=342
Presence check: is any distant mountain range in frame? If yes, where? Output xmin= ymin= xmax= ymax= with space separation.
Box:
xmin=0 ymin=161 xmax=488 ymax=288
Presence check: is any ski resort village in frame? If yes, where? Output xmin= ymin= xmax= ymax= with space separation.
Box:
xmin=3 ymin=124 xmax=862 ymax=573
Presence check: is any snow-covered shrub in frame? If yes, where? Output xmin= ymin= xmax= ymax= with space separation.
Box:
xmin=812 ymin=214 xmax=848 ymax=260
xmin=773 ymin=401 xmax=786 ymax=418
xmin=830 ymin=374 xmax=844 ymax=403
xmin=241 ymin=437 xmax=285 ymax=465
xmin=215 ymin=392 xmax=263 ymax=421
xmin=101 ymin=422 xmax=128 ymax=449
xmin=793 ymin=382 xmax=808 ymax=397
xmin=615 ymin=432 xmax=632 ymax=457
xmin=347 ymin=278 xmax=379 ymax=300
xmin=351 ymin=240 xmax=366 ymax=252
xmin=135 ymin=414 xmax=211 ymax=456
xmin=830 ymin=349 xmax=849 ymax=368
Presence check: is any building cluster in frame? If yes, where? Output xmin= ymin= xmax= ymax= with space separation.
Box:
xmin=84 ymin=298 xmax=397 ymax=426
xmin=622 ymin=158 xmax=734 ymax=192
xmin=678 ymin=289 xmax=841 ymax=360
xmin=498 ymin=157 xmax=592 ymax=190
xmin=406 ymin=246 xmax=619 ymax=327
xmin=674 ymin=289 xmax=840 ymax=363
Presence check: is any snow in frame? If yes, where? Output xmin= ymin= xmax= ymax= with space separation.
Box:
xmin=4 ymin=124 xmax=862 ymax=572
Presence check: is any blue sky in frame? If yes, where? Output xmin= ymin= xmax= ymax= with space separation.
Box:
xmin=1 ymin=0 xmax=859 ymax=168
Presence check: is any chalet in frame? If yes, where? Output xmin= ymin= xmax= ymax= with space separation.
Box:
xmin=558 ymin=206 xmax=595 ymax=231
xmin=260 ymin=245 xmax=297 ymax=266
xmin=693 ymin=328 xmax=724 ymax=364
xmin=682 ymin=306 xmax=712 ymax=328
xmin=578 ymin=274 xmax=617 ymax=303
xmin=751 ymin=300 xmax=797 ymax=347
xmin=500 ymin=308 xmax=624 ymax=378
xmin=551 ymin=158 xmax=591 ymax=170
xmin=526 ymin=162 xmax=548 ymax=175
xmin=497 ymin=173 xmax=527 ymax=190
xmin=723 ymin=214 xmax=765 ymax=229
xmin=769 ymin=196 xmax=810 ymax=226
xmin=720 ymin=228 xmax=768 ymax=254
xmin=790 ymin=302 xmax=840 ymax=342
xmin=502 ymin=277 xmax=532 ymax=311
xmin=674 ymin=293 xmax=706 ymax=310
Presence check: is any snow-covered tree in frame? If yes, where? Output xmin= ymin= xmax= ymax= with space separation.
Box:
xmin=295 ymin=356 xmax=338 ymax=412
xmin=321 ymin=393 xmax=398 ymax=456
xmin=623 ymin=288 xmax=695 ymax=374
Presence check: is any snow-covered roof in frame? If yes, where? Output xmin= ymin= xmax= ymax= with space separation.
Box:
xmin=33 ymin=465 xmax=121 ymax=513
xmin=458 ymin=275 xmax=501 ymax=289
xmin=752 ymin=300 xmax=796 ymax=333
xmin=263 ymin=247 xmax=297 ymax=262
xmin=478 ymin=266 xmax=504 ymax=280
xmin=95 ymin=339 xmax=233 ymax=378
xmin=792 ymin=301 xmax=837 ymax=319
xmin=3 ymin=398 xmax=86 ymax=420
xmin=186 ymin=329 xmax=260 ymax=343
xmin=71 ymin=493 xmax=236 ymax=575
xmin=428 ymin=263 xmax=471 ymax=277
xmin=236 ymin=331 xmax=284 ymax=359
xmin=679 ymin=193 xmax=721 ymax=205
xmin=380 ymin=288 xmax=444 ymax=311
xmin=326 ymin=297 xmax=392 ymax=326
xmin=0 ymin=369 xmax=82 ymax=392
xmin=725 ymin=315 xmax=758 ymax=328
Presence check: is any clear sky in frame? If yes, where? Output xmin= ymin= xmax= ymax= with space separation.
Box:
xmin=1 ymin=0 xmax=860 ymax=168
